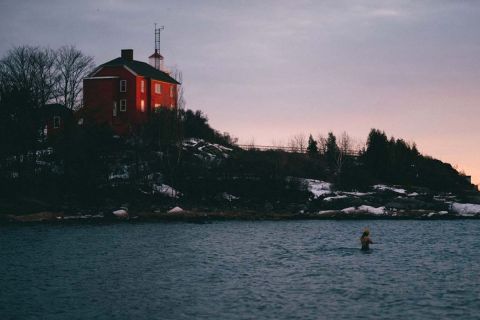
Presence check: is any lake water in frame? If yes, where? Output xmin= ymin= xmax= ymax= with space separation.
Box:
xmin=1 ymin=220 xmax=480 ymax=320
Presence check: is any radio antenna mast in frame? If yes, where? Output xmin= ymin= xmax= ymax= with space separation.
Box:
xmin=154 ymin=23 xmax=165 ymax=69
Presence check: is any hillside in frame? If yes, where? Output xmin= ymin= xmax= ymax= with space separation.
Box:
xmin=0 ymin=108 xmax=479 ymax=222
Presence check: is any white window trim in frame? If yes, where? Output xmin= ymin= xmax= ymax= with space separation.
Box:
xmin=141 ymin=80 xmax=145 ymax=93
xmin=120 ymin=99 xmax=127 ymax=112
xmin=53 ymin=116 xmax=61 ymax=128
xmin=155 ymin=83 xmax=161 ymax=94
xmin=120 ymin=80 xmax=127 ymax=92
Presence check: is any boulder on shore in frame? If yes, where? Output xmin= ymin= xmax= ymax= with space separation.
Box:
xmin=112 ymin=209 xmax=129 ymax=218
xmin=168 ymin=206 xmax=184 ymax=213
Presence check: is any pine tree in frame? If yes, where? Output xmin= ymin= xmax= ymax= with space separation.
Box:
xmin=325 ymin=132 xmax=339 ymax=171
xmin=307 ymin=134 xmax=318 ymax=156
xmin=364 ymin=129 xmax=389 ymax=179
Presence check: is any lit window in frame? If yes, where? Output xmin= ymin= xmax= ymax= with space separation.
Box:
xmin=120 ymin=80 xmax=127 ymax=92
xmin=140 ymin=100 xmax=145 ymax=112
xmin=154 ymin=103 xmax=161 ymax=113
xmin=53 ymin=116 xmax=60 ymax=128
xmin=120 ymin=99 xmax=127 ymax=111
xmin=141 ymin=80 xmax=145 ymax=93
xmin=170 ymin=86 xmax=174 ymax=97
xmin=155 ymin=83 xmax=161 ymax=94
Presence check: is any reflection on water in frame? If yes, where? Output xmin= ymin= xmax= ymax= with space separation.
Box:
xmin=1 ymin=220 xmax=480 ymax=320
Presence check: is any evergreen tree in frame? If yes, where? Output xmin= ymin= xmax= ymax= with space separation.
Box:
xmin=306 ymin=134 xmax=318 ymax=157
xmin=364 ymin=129 xmax=389 ymax=180
xmin=325 ymin=132 xmax=339 ymax=171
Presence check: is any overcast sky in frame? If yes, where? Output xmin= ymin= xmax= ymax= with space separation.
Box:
xmin=1 ymin=0 xmax=479 ymax=184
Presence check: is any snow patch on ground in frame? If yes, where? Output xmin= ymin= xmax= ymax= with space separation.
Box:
xmin=342 ymin=205 xmax=385 ymax=215
xmin=109 ymin=172 xmax=129 ymax=180
xmin=342 ymin=191 xmax=372 ymax=196
xmin=434 ymin=194 xmax=457 ymax=202
xmin=324 ymin=195 xmax=348 ymax=202
xmin=341 ymin=207 xmax=357 ymax=214
xmin=373 ymin=184 xmax=406 ymax=194
xmin=153 ymin=184 xmax=181 ymax=198
xmin=427 ymin=211 xmax=448 ymax=217
xmin=220 ymin=192 xmax=239 ymax=201
xmin=182 ymin=138 xmax=233 ymax=161
xmin=109 ymin=165 xmax=129 ymax=180
xmin=451 ymin=203 xmax=480 ymax=216
xmin=317 ymin=210 xmax=337 ymax=216
xmin=301 ymin=179 xmax=332 ymax=198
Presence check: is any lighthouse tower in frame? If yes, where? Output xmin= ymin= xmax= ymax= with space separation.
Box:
xmin=149 ymin=25 xmax=165 ymax=71
xmin=149 ymin=49 xmax=164 ymax=71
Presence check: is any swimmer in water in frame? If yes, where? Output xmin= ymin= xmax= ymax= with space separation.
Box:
xmin=360 ymin=228 xmax=373 ymax=250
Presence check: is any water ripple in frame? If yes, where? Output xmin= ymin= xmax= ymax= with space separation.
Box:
xmin=1 ymin=220 xmax=480 ymax=319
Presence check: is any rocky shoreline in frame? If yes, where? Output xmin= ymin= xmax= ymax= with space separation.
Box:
xmin=2 ymin=207 xmax=479 ymax=225
xmin=2 ymin=180 xmax=479 ymax=225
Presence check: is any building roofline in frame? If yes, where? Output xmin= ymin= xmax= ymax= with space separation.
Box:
xmin=94 ymin=57 xmax=180 ymax=84
xmin=84 ymin=76 xmax=120 ymax=80
xmin=123 ymin=65 xmax=138 ymax=76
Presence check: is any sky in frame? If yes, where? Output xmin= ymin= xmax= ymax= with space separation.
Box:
xmin=1 ymin=0 xmax=479 ymax=185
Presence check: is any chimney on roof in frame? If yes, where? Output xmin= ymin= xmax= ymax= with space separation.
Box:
xmin=121 ymin=49 xmax=133 ymax=61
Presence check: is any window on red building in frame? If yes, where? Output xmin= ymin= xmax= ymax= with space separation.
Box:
xmin=141 ymin=80 xmax=145 ymax=93
xmin=120 ymin=80 xmax=127 ymax=92
xmin=53 ymin=116 xmax=60 ymax=129
xmin=155 ymin=83 xmax=161 ymax=94
xmin=140 ymin=100 xmax=145 ymax=112
xmin=120 ymin=99 xmax=127 ymax=111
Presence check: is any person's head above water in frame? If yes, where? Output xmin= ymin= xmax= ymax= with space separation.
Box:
xmin=361 ymin=228 xmax=370 ymax=238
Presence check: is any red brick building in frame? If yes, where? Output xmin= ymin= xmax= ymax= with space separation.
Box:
xmin=40 ymin=103 xmax=73 ymax=139
xmin=81 ymin=49 xmax=180 ymax=134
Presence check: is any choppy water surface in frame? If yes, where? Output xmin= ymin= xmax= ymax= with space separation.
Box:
xmin=1 ymin=220 xmax=480 ymax=320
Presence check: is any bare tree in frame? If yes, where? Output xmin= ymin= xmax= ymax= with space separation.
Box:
xmin=170 ymin=66 xmax=186 ymax=110
xmin=316 ymin=134 xmax=328 ymax=155
xmin=270 ymin=138 xmax=285 ymax=151
xmin=335 ymin=132 xmax=352 ymax=173
xmin=0 ymin=46 xmax=57 ymax=108
xmin=0 ymin=46 xmax=59 ymax=179
xmin=166 ymin=66 xmax=187 ymax=166
xmin=55 ymin=45 xmax=94 ymax=110
xmin=288 ymin=133 xmax=306 ymax=153
xmin=245 ymin=137 xmax=256 ymax=150
xmin=353 ymin=138 xmax=366 ymax=155
xmin=338 ymin=131 xmax=352 ymax=156
xmin=0 ymin=62 xmax=7 ymax=100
